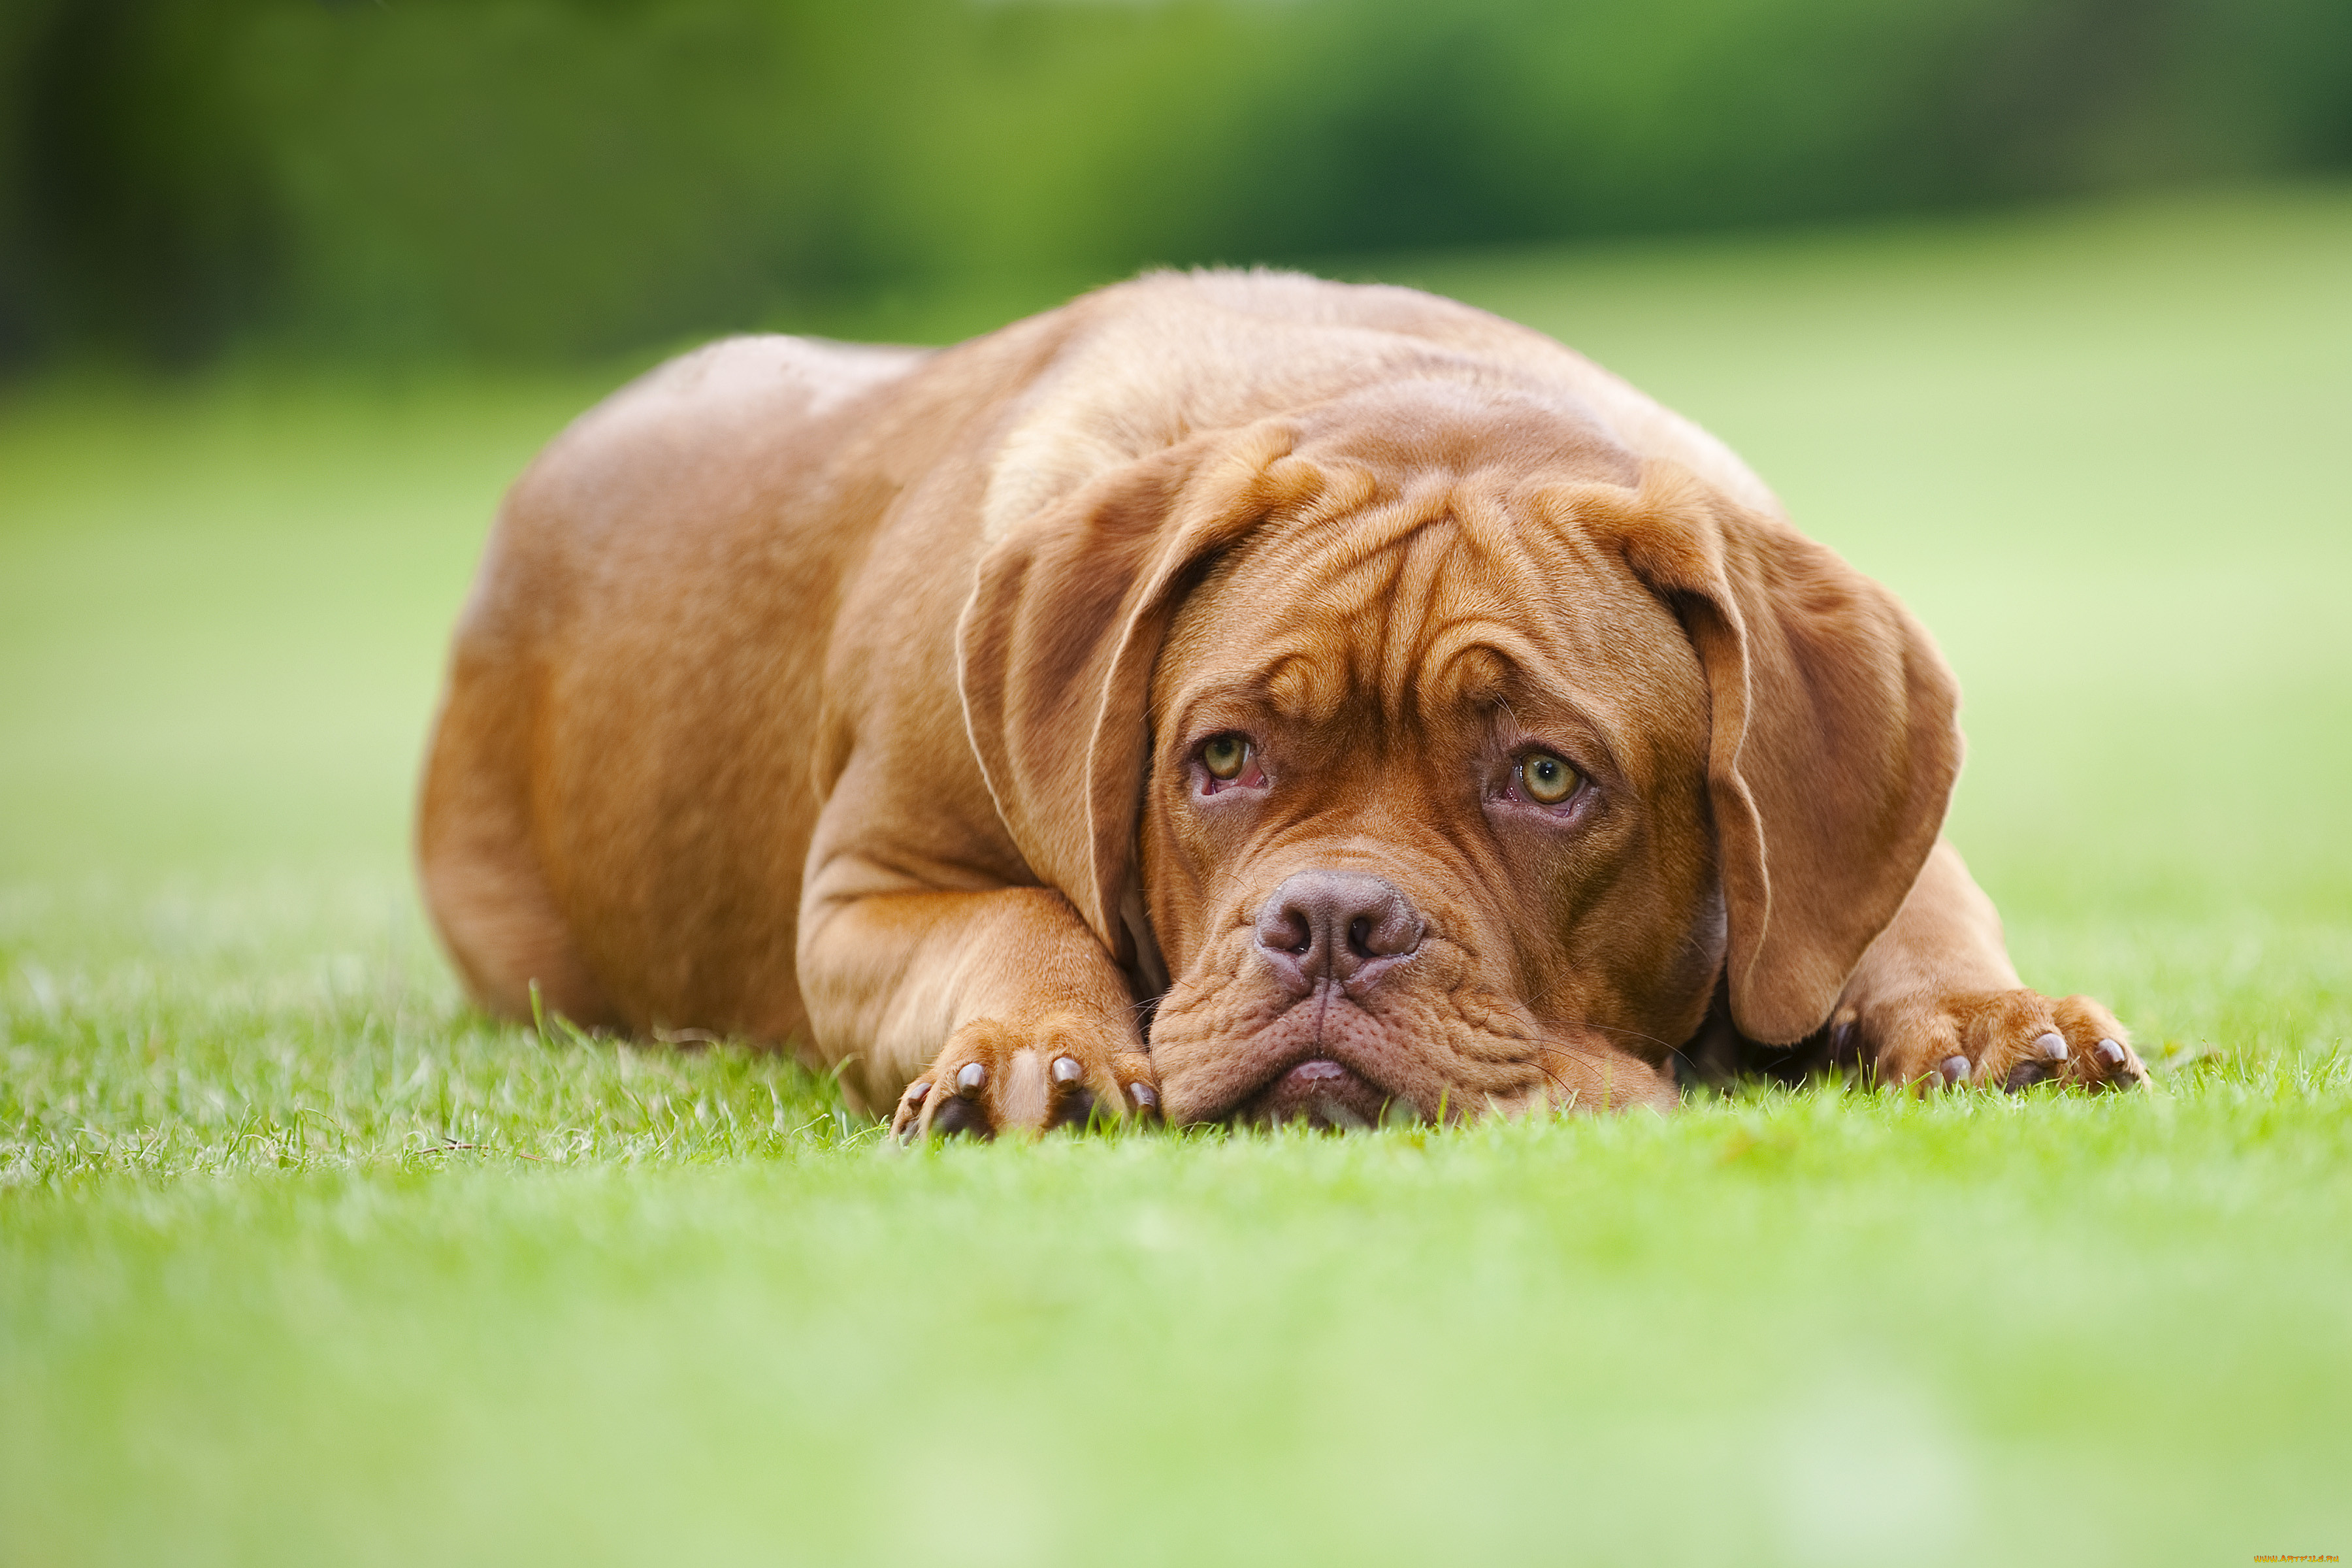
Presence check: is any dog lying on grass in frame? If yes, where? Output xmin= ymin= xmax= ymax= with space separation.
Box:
xmin=418 ymin=270 xmax=2149 ymax=1136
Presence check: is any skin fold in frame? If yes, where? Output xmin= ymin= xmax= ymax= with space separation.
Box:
xmin=417 ymin=270 xmax=2148 ymax=1137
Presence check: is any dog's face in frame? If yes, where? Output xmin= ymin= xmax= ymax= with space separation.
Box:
xmin=959 ymin=380 xmax=1962 ymax=1126
xmin=1139 ymin=473 xmax=1712 ymax=1124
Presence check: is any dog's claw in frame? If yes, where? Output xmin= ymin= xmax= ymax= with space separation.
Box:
xmin=909 ymin=1019 xmax=1156 ymax=1138
xmin=1130 ymin=1081 xmax=1158 ymax=1111
xmin=890 ymin=1079 xmax=936 ymax=1143
xmin=1874 ymin=988 xmax=2140 ymax=1100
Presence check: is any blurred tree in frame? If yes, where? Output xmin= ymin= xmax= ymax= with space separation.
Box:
xmin=3 ymin=0 xmax=287 ymax=364
xmin=0 ymin=0 xmax=2345 ymax=368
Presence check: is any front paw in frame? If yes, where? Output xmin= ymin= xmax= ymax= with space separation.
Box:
xmin=1857 ymin=988 xmax=2150 ymax=1096
xmin=890 ymin=1014 xmax=1159 ymax=1143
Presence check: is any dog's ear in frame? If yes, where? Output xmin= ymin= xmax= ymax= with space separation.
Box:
xmin=1597 ymin=464 xmax=1963 ymax=1044
xmin=958 ymin=423 xmax=1323 ymax=968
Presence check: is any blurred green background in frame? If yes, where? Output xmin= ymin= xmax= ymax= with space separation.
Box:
xmin=5 ymin=0 xmax=2351 ymax=368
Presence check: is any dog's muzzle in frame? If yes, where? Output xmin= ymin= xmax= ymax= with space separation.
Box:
xmin=1228 ymin=870 xmax=1425 ymax=1128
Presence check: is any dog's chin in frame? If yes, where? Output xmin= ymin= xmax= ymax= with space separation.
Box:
xmin=1232 ymin=1057 xmax=1397 ymax=1131
xmin=1155 ymin=987 xmax=1428 ymax=1130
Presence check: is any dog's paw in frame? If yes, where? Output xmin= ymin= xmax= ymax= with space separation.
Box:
xmin=890 ymin=1013 xmax=1158 ymax=1143
xmin=1853 ymin=988 xmax=2150 ymax=1096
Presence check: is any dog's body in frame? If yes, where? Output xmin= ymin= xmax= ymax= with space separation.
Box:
xmin=419 ymin=271 xmax=2146 ymax=1132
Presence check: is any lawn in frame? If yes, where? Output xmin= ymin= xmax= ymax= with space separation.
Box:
xmin=3 ymin=187 xmax=2349 ymax=1567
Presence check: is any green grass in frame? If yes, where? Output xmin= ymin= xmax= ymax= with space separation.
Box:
xmin=5 ymin=187 xmax=2350 ymax=1566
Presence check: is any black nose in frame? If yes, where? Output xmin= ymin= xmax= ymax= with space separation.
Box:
xmin=1253 ymin=871 xmax=1424 ymax=994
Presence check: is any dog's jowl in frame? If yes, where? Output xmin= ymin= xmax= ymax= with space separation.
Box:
xmin=417 ymin=271 xmax=2148 ymax=1136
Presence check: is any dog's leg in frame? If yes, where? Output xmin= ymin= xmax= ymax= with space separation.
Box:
xmin=1829 ymin=841 xmax=2151 ymax=1095
xmin=799 ymin=886 xmax=1158 ymax=1139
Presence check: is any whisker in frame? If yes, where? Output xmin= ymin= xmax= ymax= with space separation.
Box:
xmin=1562 ymin=1018 xmax=1681 ymax=1054
xmin=1527 ymin=1053 xmax=1580 ymax=1111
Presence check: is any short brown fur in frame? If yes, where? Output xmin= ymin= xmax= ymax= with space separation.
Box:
xmin=419 ymin=272 xmax=2146 ymax=1135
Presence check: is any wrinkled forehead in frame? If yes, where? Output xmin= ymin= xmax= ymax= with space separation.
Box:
xmin=1154 ymin=481 xmax=1707 ymax=766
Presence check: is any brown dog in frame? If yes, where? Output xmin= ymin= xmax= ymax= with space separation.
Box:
xmin=417 ymin=270 xmax=2148 ymax=1135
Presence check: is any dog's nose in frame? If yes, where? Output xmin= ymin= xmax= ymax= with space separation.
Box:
xmin=1253 ymin=871 xmax=1424 ymax=993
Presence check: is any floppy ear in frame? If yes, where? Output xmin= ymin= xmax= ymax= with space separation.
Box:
xmin=1601 ymin=464 xmax=1963 ymax=1044
xmin=956 ymin=423 xmax=1324 ymax=969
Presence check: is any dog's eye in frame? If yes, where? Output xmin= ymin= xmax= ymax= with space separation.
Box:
xmin=1519 ymin=751 xmax=1580 ymax=805
xmin=1202 ymin=733 xmax=1250 ymax=781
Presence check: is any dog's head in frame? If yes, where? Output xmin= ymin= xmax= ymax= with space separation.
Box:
xmin=960 ymin=379 xmax=1959 ymax=1124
